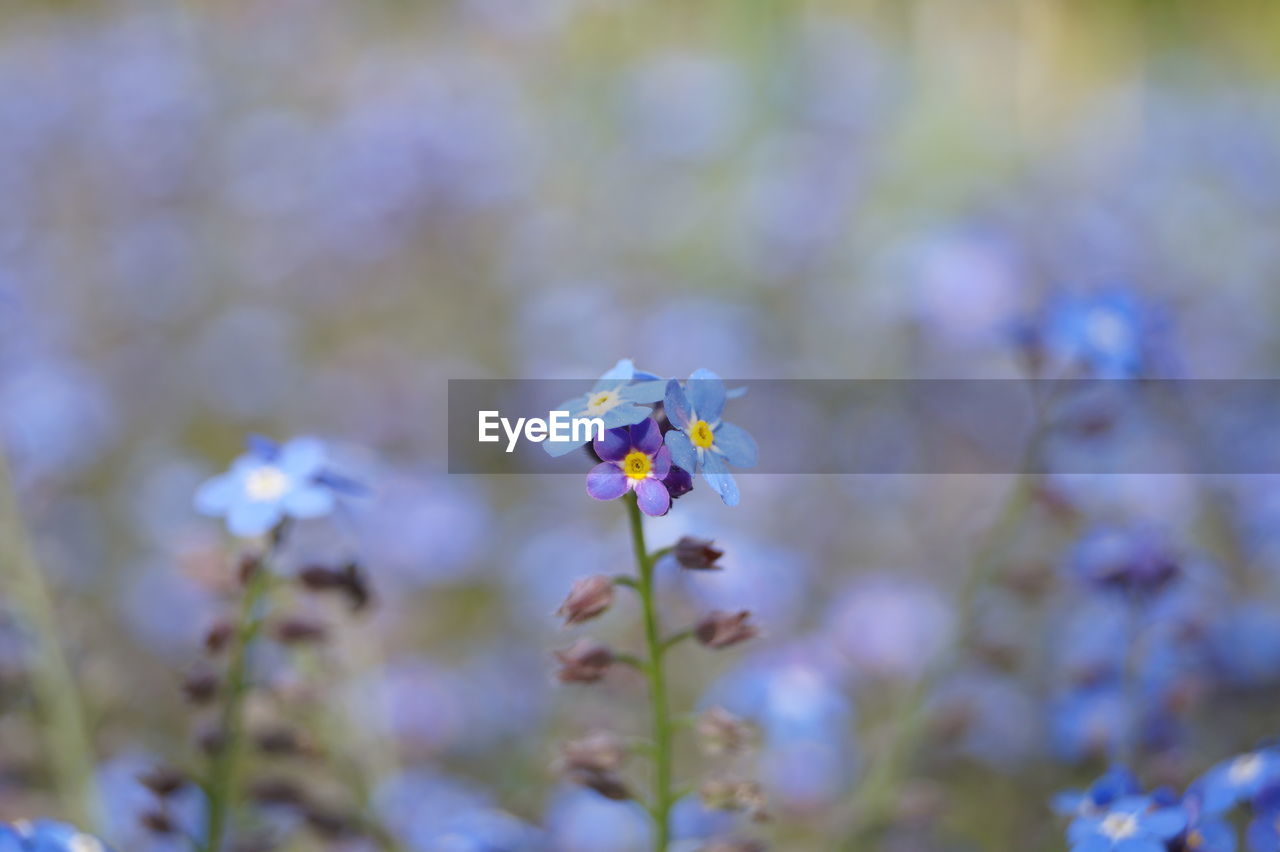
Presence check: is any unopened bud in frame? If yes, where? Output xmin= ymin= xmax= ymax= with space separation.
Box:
xmin=182 ymin=668 xmax=220 ymax=704
xmin=700 ymin=777 xmax=769 ymax=822
xmin=139 ymin=809 xmax=176 ymax=834
xmin=303 ymin=805 xmax=360 ymax=839
xmin=567 ymin=768 xmax=632 ymax=801
xmin=695 ymin=611 xmax=758 ymax=649
xmin=556 ymin=731 xmax=626 ymax=774
xmin=675 ymin=536 xmax=724 ymax=570
xmin=271 ymin=617 xmax=328 ymax=645
xmin=250 ymin=777 xmax=308 ymax=807
xmin=297 ymin=562 xmax=370 ymax=612
xmin=204 ymin=620 xmax=234 ymax=655
xmin=254 ymin=726 xmax=315 ymax=757
xmin=138 ymin=765 xmax=188 ymax=798
xmin=697 ymin=707 xmax=755 ymax=756
xmin=238 ymin=553 xmax=263 ymax=586
xmin=556 ymin=576 xmax=615 ymax=626
xmin=554 ymin=639 xmax=614 ymax=684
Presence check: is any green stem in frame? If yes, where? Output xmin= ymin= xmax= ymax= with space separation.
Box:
xmin=625 ymin=494 xmax=674 ymax=852
xmin=203 ymin=555 xmax=273 ymax=852
xmin=0 ymin=449 xmax=100 ymax=830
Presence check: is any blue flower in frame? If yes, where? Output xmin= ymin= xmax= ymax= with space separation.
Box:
xmin=543 ymin=359 xmax=666 ymax=457
xmin=1192 ymin=749 xmax=1280 ymax=816
xmin=664 ymin=369 xmax=757 ymax=506
xmin=1053 ymin=766 xmax=1143 ymax=817
xmin=1 ymin=820 xmax=116 ymax=851
xmin=194 ymin=435 xmax=345 ymax=536
xmin=1043 ymin=289 xmax=1154 ymax=379
xmin=1068 ymin=796 xmax=1186 ymax=852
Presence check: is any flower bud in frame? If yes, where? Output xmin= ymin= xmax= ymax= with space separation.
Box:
xmin=254 ymin=726 xmax=316 ymax=757
xmin=556 ymin=576 xmax=615 ymax=626
xmin=204 ymin=620 xmax=234 ymax=655
xmin=567 ymin=768 xmax=632 ymax=801
xmin=554 ymin=639 xmax=614 ymax=683
xmin=695 ymin=611 xmax=758 ymax=649
xmin=271 ymin=617 xmax=328 ymax=645
xmin=182 ymin=667 xmax=220 ymax=704
xmin=138 ymin=765 xmax=188 ymax=798
xmin=238 ymin=553 xmax=263 ymax=586
xmin=700 ymin=777 xmax=769 ymax=822
xmin=139 ymin=809 xmax=176 ymax=835
xmin=675 ymin=536 xmax=723 ymax=570
xmin=298 ymin=562 xmax=370 ymax=612
xmin=556 ymin=731 xmax=626 ymax=774
xmin=697 ymin=706 xmax=755 ymax=756
xmin=250 ymin=777 xmax=308 ymax=807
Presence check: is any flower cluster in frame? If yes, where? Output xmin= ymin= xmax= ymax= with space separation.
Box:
xmin=1055 ymin=749 xmax=1280 ymax=851
xmin=562 ymin=360 xmax=757 ymax=512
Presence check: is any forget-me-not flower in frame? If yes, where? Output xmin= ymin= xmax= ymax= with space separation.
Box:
xmin=1 ymin=820 xmax=115 ymax=851
xmin=1044 ymin=289 xmax=1153 ymax=379
xmin=194 ymin=435 xmax=344 ymax=536
xmin=664 ymin=369 xmax=756 ymax=506
xmin=544 ymin=359 xmax=666 ymax=457
xmin=1053 ymin=766 xmax=1142 ymax=817
xmin=586 ymin=417 xmax=673 ymax=517
xmin=1068 ymin=796 xmax=1186 ymax=852
xmin=1193 ymin=749 xmax=1280 ymax=815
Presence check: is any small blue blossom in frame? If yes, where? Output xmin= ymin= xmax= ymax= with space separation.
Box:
xmin=1042 ymin=289 xmax=1155 ymax=379
xmin=1053 ymin=766 xmax=1142 ymax=818
xmin=543 ymin=359 xmax=666 ymax=457
xmin=1067 ymin=796 xmax=1186 ymax=852
xmin=664 ymin=369 xmax=757 ymax=506
xmin=1181 ymin=800 xmax=1236 ymax=852
xmin=1192 ymin=749 xmax=1280 ymax=816
xmin=194 ymin=435 xmax=346 ymax=536
xmin=0 ymin=820 xmax=116 ymax=851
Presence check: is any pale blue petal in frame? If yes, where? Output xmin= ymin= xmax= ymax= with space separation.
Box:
xmin=227 ymin=499 xmax=283 ymax=537
xmin=665 ymin=431 xmax=697 ymax=473
xmin=635 ymin=478 xmax=671 ymax=516
xmin=279 ymin=437 xmax=327 ymax=477
xmin=593 ymin=359 xmax=635 ymax=391
xmin=586 ymin=462 xmax=627 ymax=501
xmin=282 ymin=485 xmax=336 ymax=519
xmin=687 ymin=368 xmax=726 ymax=423
xmin=619 ymin=380 xmax=666 ymax=404
xmin=1115 ymin=840 xmax=1163 ymax=852
xmin=712 ymin=422 xmax=757 ymax=468
xmin=603 ymin=403 xmax=655 ymax=430
xmin=664 ymin=380 xmax=694 ymax=430
xmin=1143 ymin=809 xmax=1186 ymax=839
xmin=1069 ymin=837 xmax=1110 ymax=852
xmin=701 ymin=451 xmax=740 ymax=506
xmin=194 ymin=472 xmax=240 ymax=515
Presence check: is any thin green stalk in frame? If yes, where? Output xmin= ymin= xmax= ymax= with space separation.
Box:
xmin=203 ymin=557 xmax=273 ymax=852
xmin=625 ymin=494 xmax=674 ymax=852
xmin=0 ymin=448 xmax=100 ymax=830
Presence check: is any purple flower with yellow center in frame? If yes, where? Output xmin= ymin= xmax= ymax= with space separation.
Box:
xmin=586 ymin=418 xmax=673 ymax=516
xmin=194 ymin=435 xmax=346 ymax=537
xmin=664 ymin=369 xmax=757 ymax=507
xmin=544 ymin=359 xmax=666 ymax=457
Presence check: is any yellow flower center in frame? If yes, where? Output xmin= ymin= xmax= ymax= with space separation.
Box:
xmin=586 ymin=390 xmax=620 ymax=416
xmin=244 ymin=466 xmax=291 ymax=501
xmin=623 ymin=450 xmax=652 ymax=480
xmin=1187 ymin=829 xmax=1204 ymax=848
xmin=68 ymin=836 xmax=104 ymax=852
xmin=690 ymin=420 xmax=715 ymax=449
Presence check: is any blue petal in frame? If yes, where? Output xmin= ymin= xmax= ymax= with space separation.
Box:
xmin=701 ymin=451 xmax=740 ymax=507
xmin=1248 ymin=817 xmax=1280 ymax=852
xmin=664 ymin=379 xmax=695 ymax=430
xmin=687 ymin=368 xmax=726 ymax=424
xmin=1115 ymin=839 xmax=1164 ymax=852
xmin=665 ymin=430 xmax=698 ymax=473
xmin=593 ymin=359 xmax=635 ymax=391
xmin=1070 ymin=838 xmax=1111 ymax=852
xmin=711 ymin=422 xmax=757 ymax=468
xmin=194 ymin=472 xmax=239 ymax=515
xmin=1143 ymin=808 xmax=1186 ymax=839
xmin=279 ymin=437 xmax=327 ymax=477
xmin=619 ymin=380 xmax=667 ymax=404
xmin=245 ymin=433 xmax=280 ymax=460
xmin=282 ymin=485 xmax=336 ymax=519
xmin=227 ymin=499 xmax=283 ymax=537
xmin=602 ymin=403 xmax=656 ymax=430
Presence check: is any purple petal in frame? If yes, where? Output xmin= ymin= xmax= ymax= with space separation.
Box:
xmin=586 ymin=462 xmax=627 ymax=501
xmin=635 ymin=478 xmax=671 ymax=516
xmin=630 ymin=417 xmax=662 ymax=454
xmin=594 ymin=427 xmax=632 ymax=462
xmin=665 ymin=430 xmax=697 ymax=473
xmin=650 ymin=446 xmax=671 ymax=479
xmin=711 ymin=422 xmax=757 ymax=468
xmin=663 ymin=379 xmax=694 ymax=430
xmin=687 ymin=368 xmax=726 ymax=424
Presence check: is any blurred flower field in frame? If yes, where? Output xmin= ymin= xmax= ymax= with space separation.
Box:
xmin=4 ymin=0 xmax=1280 ymax=850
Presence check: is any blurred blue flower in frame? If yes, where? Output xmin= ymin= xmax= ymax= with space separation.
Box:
xmin=544 ymin=359 xmax=665 ymax=457
xmin=1042 ymin=289 xmax=1160 ymax=379
xmin=194 ymin=436 xmax=345 ymax=536
xmin=376 ymin=770 xmax=543 ymax=851
xmin=96 ymin=753 xmax=205 ymax=852
xmin=664 ymin=369 xmax=757 ymax=506
xmin=1053 ymin=766 xmax=1142 ymax=817
xmin=1193 ymin=749 xmax=1280 ymax=816
xmin=544 ymin=788 xmax=651 ymax=852
xmin=1 ymin=821 xmax=116 ymax=851
xmin=1067 ymin=796 xmax=1185 ymax=851
xmin=1065 ymin=524 xmax=1180 ymax=598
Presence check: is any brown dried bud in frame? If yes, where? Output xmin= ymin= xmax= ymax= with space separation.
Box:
xmin=556 ymin=731 xmax=626 ymax=774
xmin=138 ymin=765 xmax=188 ymax=798
xmin=270 ymin=617 xmax=328 ymax=645
xmin=250 ymin=777 xmax=308 ymax=807
xmin=556 ymin=576 xmax=615 ymax=626
xmin=182 ymin=668 xmax=220 ymax=704
xmin=675 ymin=536 xmax=724 ymax=570
xmin=204 ymin=620 xmax=235 ymax=655
xmin=697 ymin=706 xmax=756 ymax=756
xmin=566 ymin=768 xmax=632 ymax=801
xmin=554 ymin=639 xmax=614 ymax=683
xmin=695 ymin=611 xmax=758 ymax=649
xmin=303 ymin=805 xmax=360 ymax=839
xmin=238 ymin=553 xmax=263 ymax=586
xmin=254 ymin=726 xmax=315 ymax=757
xmin=297 ymin=562 xmax=371 ymax=612
xmin=700 ymin=777 xmax=769 ymax=822
xmin=139 ymin=809 xmax=176 ymax=834
xmin=197 ymin=726 xmax=227 ymax=756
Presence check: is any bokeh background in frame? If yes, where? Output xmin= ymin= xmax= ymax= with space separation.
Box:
xmin=3 ymin=1 xmax=1280 ymax=850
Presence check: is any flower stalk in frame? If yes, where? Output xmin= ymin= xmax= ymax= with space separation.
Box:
xmin=625 ymin=492 xmax=675 ymax=852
